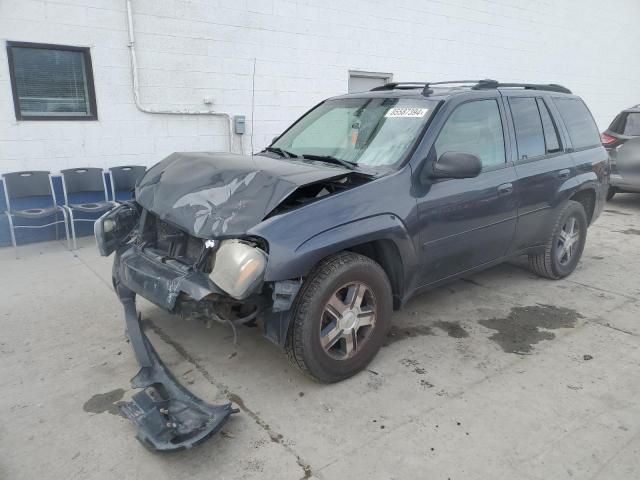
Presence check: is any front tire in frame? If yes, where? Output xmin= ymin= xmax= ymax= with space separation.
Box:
xmin=286 ymin=252 xmax=393 ymax=383
xmin=528 ymin=200 xmax=588 ymax=279
xmin=606 ymin=187 xmax=616 ymax=201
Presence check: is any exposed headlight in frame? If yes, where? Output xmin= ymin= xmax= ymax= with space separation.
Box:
xmin=103 ymin=218 xmax=115 ymax=233
xmin=94 ymin=203 xmax=139 ymax=257
xmin=210 ymin=240 xmax=268 ymax=300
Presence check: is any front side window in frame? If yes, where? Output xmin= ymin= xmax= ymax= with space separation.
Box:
xmin=272 ymin=97 xmax=439 ymax=169
xmin=434 ymin=99 xmax=505 ymax=168
xmin=7 ymin=42 xmax=97 ymax=120
xmin=554 ymin=97 xmax=600 ymax=149
xmin=509 ymin=97 xmax=545 ymax=160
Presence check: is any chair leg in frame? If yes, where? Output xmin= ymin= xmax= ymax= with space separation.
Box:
xmin=5 ymin=212 xmax=18 ymax=259
xmin=55 ymin=209 xmax=59 ymax=241
xmin=59 ymin=207 xmax=72 ymax=251
xmin=66 ymin=207 xmax=78 ymax=250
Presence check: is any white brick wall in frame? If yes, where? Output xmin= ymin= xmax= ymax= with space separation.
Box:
xmin=1 ymin=0 xmax=639 ymax=173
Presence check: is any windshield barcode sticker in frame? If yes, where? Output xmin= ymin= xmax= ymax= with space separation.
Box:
xmin=385 ymin=107 xmax=429 ymax=118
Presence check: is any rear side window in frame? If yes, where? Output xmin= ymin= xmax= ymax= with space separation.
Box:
xmin=623 ymin=113 xmax=640 ymax=136
xmin=509 ymin=97 xmax=545 ymax=160
xmin=537 ymin=98 xmax=562 ymax=152
xmin=554 ymin=98 xmax=601 ymax=149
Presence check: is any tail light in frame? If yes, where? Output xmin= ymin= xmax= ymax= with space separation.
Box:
xmin=600 ymin=132 xmax=617 ymax=147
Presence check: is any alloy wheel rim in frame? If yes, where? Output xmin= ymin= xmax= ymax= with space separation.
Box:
xmin=320 ymin=282 xmax=377 ymax=360
xmin=556 ymin=215 xmax=580 ymax=266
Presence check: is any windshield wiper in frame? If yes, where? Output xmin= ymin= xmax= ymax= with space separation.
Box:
xmin=300 ymin=154 xmax=357 ymax=170
xmin=263 ymin=146 xmax=298 ymax=158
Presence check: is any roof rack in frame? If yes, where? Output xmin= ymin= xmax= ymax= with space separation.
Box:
xmin=369 ymin=79 xmax=572 ymax=96
xmin=370 ymin=80 xmax=482 ymax=96
xmin=472 ymin=79 xmax=572 ymax=94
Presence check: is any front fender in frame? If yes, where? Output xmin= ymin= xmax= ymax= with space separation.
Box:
xmin=263 ymin=213 xmax=418 ymax=282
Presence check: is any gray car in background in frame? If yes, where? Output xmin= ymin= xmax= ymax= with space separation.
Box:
xmin=601 ymin=105 xmax=640 ymax=199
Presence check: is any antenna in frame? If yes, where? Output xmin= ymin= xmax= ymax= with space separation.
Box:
xmin=250 ymin=57 xmax=256 ymax=156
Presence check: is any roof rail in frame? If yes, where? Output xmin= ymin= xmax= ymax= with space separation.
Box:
xmin=472 ymin=79 xmax=572 ymax=94
xmin=370 ymin=82 xmax=430 ymax=95
xmin=370 ymin=80 xmax=485 ymax=96
xmin=370 ymin=79 xmax=572 ymax=96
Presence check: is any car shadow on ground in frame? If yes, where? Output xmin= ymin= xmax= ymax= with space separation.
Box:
xmin=606 ymin=192 xmax=640 ymax=211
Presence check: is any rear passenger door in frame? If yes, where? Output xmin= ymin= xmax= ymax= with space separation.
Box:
xmin=507 ymin=94 xmax=575 ymax=251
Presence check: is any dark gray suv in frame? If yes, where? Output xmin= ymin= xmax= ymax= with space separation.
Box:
xmin=96 ymin=79 xmax=608 ymax=451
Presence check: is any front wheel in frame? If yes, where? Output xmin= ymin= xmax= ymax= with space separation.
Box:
xmin=286 ymin=252 xmax=393 ymax=383
xmin=528 ymin=200 xmax=588 ymax=279
xmin=606 ymin=187 xmax=616 ymax=201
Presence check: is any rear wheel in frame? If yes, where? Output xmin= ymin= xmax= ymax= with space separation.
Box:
xmin=286 ymin=252 xmax=392 ymax=383
xmin=606 ymin=187 xmax=617 ymax=201
xmin=528 ymin=200 xmax=587 ymax=279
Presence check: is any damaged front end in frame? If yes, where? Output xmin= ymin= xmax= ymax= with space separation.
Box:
xmin=96 ymin=152 xmax=370 ymax=451
xmin=96 ymin=204 xmax=280 ymax=451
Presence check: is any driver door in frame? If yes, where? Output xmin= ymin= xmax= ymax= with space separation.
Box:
xmin=416 ymin=97 xmax=518 ymax=286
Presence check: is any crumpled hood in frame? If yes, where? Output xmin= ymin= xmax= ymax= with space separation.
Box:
xmin=136 ymin=152 xmax=353 ymax=238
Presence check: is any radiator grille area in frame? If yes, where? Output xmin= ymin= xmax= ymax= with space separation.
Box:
xmin=144 ymin=212 xmax=204 ymax=265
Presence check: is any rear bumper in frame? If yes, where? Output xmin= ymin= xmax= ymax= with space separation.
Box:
xmin=610 ymin=173 xmax=640 ymax=192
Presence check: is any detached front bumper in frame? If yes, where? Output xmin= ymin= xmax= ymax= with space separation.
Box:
xmin=113 ymin=245 xmax=236 ymax=452
xmin=114 ymin=244 xmax=225 ymax=310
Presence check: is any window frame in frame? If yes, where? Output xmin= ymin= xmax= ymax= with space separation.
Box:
xmin=431 ymin=98 xmax=509 ymax=174
xmin=6 ymin=41 xmax=98 ymax=121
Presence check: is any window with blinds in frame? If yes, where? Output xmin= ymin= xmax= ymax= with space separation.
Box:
xmin=7 ymin=42 xmax=97 ymax=120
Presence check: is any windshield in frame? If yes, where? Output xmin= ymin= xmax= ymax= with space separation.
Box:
xmin=271 ymin=97 xmax=439 ymax=170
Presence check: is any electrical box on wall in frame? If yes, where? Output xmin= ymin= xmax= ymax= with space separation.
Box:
xmin=234 ymin=115 xmax=246 ymax=134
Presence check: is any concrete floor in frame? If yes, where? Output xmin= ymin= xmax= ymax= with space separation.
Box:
xmin=1 ymin=194 xmax=640 ymax=480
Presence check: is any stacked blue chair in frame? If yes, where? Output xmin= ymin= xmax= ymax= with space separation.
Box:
xmin=108 ymin=165 xmax=146 ymax=201
xmin=2 ymin=170 xmax=71 ymax=257
xmin=60 ymin=168 xmax=114 ymax=250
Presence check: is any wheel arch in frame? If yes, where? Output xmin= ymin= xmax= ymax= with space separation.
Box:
xmin=263 ymin=214 xmax=417 ymax=289
xmin=346 ymin=239 xmax=404 ymax=310
xmin=569 ymin=188 xmax=596 ymax=224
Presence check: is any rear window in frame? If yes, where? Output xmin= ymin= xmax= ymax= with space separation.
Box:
xmin=623 ymin=113 xmax=640 ymax=136
xmin=554 ymin=97 xmax=601 ymax=149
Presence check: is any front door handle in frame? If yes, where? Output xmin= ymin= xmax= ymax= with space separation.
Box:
xmin=497 ymin=183 xmax=513 ymax=195
xmin=558 ymin=169 xmax=570 ymax=179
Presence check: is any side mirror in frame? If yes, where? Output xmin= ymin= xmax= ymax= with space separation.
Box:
xmin=430 ymin=151 xmax=482 ymax=179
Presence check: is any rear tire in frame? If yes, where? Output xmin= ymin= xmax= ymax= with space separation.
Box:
xmin=606 ymin=188 xmax=616 ymax=201
xmin=286 ymin=251 xmax=393 ymax=383
xmin=528 ymin=200 xmax=587 ymax=279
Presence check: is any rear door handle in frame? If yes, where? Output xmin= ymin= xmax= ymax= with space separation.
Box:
xmin=497 ymin=183 xmax=513 ymax=195
xmin=558 ymin=169 xmax=570 ymax=179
